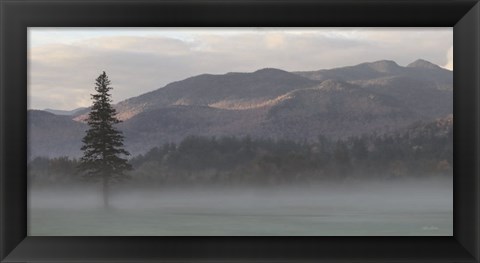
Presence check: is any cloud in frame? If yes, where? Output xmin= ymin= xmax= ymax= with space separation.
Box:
xmin=443 ymin=46 xmax=453 ymax=70
xmin=28 ymin=28 xmax=452 ymax=110
xmin=265 ymin=33 xmax=286 ymax=49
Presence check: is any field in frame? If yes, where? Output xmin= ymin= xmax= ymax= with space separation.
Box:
xmin=29 ymin=177 xmax=452 ymax=236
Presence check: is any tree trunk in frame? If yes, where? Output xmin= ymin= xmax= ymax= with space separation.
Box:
xmin=102 ymin=175 xmax=110 ymax=209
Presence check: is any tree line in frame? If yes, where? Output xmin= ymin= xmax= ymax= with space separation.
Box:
xmin=29 ymin=123 xmax=452 ymax=187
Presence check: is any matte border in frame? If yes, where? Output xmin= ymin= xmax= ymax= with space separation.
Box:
xmin=1 ymin=0 xmax=479 ymax=262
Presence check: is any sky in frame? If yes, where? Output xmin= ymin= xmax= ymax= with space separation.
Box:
xmin=28 ymin=27 xmax=453 ymax=110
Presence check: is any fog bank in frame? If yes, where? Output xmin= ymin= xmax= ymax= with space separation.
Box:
xmin=29 ymin=176 xmax=452 ymax=236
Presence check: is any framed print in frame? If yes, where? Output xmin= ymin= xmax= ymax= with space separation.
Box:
xmin=1 ymin=0 xmax=479 ymax=262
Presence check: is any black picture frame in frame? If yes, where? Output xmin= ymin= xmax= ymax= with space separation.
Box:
xmin=1 ymin=0 xmax=479 ymax=262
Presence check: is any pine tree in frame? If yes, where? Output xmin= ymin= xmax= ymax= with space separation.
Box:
xmin=79 ymin=71 xmax=131 ymax=209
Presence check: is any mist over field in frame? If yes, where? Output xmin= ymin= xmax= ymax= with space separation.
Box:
xmin=29 ymin=176 xmax=452 ymax=236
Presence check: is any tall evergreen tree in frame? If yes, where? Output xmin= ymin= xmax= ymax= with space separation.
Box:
xmin=79 ymin=71 xmax=131 ymax=208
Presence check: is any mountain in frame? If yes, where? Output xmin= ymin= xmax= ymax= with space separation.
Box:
xmin=29 ymin=59 xmax=453 ymax=158
xmin=119 ymin=105 xmax=265 ymax=154
xmin=295 ymin=59 xmax=452 ymax=90
xmin=28 ymin=110 xmax=87 ymax=158
xmin=407 ymin=59 xmax=443 ymax=69
xmin=296 ymin=60 xmax=404 ymax=81
xmin=352 ymin=76 xmax=452 ymax=119
xmin=261 ymin=80 xmax=418 ymax=139
xmin=44 ymin=107 xmax=88 ymax=116
xmin=74 ymin=68 xmax=317 ymax=121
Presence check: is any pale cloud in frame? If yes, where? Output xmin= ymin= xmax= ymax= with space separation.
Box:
xmin=265 ymin=33 xmax=286 ymax=49
xmin=444 ymin=46 xmax=453 ymax=70
xmin=81 ymin=36 xmax=195 ymax=55
xmin=28 ymin=28 xmax=452 ymax=110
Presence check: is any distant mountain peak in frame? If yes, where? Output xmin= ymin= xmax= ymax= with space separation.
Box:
xmin=253 ymin=68 xmax=289 ymax=75
xmin=44 ymin=107 xmax=88 ymax=116
xmin=29 ymin=109 xmax=56 ymax=116
xmin=407 ymin=59 xmax=441 ymax=69
xmin=363 ymin=60 xmax=401 ymax=73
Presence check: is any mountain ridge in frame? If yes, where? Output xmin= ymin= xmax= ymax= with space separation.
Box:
xmin=30 ymin=59 xmax=453 ymax=158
